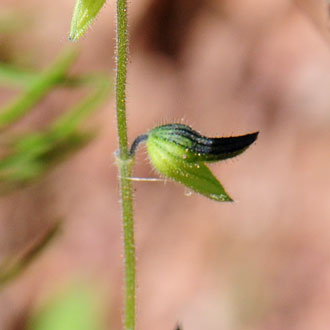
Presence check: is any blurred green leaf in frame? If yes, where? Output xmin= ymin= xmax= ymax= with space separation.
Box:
xmin=0 ymin=10 xmax=30 ymax=34
xmin=27 ymin=283 xmax=105 ymax=330
xmin=69 ymin=0 xmax=107 ymax=41
xmin=0 ymin=221 xmax=61 ymax=288
xmin=0 ymin=46 xmax=112 ymax=192
xmin=0 ymin=47 xmax=78 ymax=131
xmin=49 ymin=74 xmax=111 ymax=140
xmin=0 ymin=64 xmax=97 ymax=89
xmin=0 ymin=74 xmax=111 ymax=192
xmin=0 ymin=64 xmax=37 ymax=87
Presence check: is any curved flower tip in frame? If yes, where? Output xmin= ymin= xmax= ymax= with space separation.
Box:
xmin=69 ymin=0 xmax=106 ymax=41
xmin=130 ymin=123 xmax=259 ymax=202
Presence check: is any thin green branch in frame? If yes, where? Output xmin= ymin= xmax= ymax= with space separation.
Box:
xmin=116 ymin=0 xmax=129 ymax=158
xmin=115 ymin=0 xmax=136 ymax=329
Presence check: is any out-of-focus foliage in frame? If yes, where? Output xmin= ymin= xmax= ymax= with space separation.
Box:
xmin=0 ymin=9 xmax=30 ymax=35
xmin=0 ymin=48 xmax=78 ymax=130
xmin=70 ymin=0 xmax=107 ymax=41
xmin=27 ymin=283 xmax=105 ymax=330
xmin=0 ymin=221 xmax=61 ymax=288
xmin=0 ymin=48 xmax=112 ymax=193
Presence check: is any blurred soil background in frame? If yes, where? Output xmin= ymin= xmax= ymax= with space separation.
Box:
xmin=1 ymin=0 xmax=330 ymax=329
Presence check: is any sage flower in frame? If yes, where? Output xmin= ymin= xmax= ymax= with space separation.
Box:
xmin=130 ymin=124 xmax=259 ymax=202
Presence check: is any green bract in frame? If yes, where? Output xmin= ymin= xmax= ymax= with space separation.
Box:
xmin=69 ymin=0 xmax=106 ymax=41
xmin=130 ymin=124 xmax=258 ymax=202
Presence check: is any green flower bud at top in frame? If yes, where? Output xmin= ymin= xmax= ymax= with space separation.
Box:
xmin=130 ymin=124 xmax=258 ymax=202
xmin=69 ymin=0 xmax=106 ymax=41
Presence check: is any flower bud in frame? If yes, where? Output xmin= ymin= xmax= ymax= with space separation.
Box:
xmin=131 ymin=124 xmax=258 ymax=202
xmin=69 ymin=0 xmax=106 ymax=41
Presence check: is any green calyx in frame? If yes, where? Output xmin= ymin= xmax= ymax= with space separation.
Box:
xmin=130 ymin=123 xmax=259 ymax=202
xmin=69 ymin=0 xmax=106 ymax=41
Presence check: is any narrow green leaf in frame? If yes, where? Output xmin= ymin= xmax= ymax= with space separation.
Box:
xmin=0 ymin=74 xmax=111 ymax=191
xmin=49 ymin=74 xmax=111 ymax=139
xmin=69 ymin=0 xmax=106 ymax=41
xmin=0 ymin=64 xmax=38 ymax=88
xmin=0 ymin=47 xmax=78 ymax=131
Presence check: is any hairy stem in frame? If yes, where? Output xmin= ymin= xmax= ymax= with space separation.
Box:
xmin=115 ymin=0 xmax=136 ymax=329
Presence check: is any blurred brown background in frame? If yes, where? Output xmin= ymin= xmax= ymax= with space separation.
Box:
xmin=1 ymin=0 xmax=330 ymax=329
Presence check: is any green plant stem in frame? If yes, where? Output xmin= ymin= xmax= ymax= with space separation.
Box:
xmin=115 ymin=0 xmax=136 ymax=329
